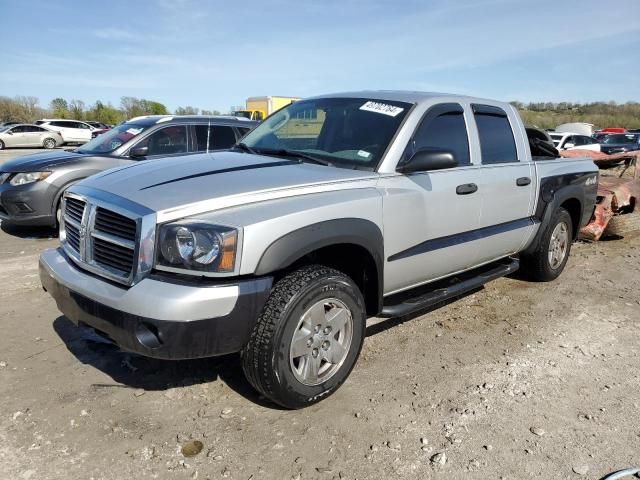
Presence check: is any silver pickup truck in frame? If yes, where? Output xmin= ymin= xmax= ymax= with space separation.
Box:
xmin=39 ymin=91 xmax=598 ymax=408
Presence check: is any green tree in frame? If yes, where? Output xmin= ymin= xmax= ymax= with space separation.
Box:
xmin=50 ymin=98 xmax=69 ymax=118
xmin=69 ymin=99 xmax=85 ymax=120
xmin=175 ymin=106 xmax=199 ymax=115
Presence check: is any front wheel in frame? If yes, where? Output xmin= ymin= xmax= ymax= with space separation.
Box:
xmin=242 ymin=265 xmax=366 ymax=409
xmin=43 ymin=138 xmax=57 ymax=149
xmin=521 ymin=207 xmax=573 ymax=281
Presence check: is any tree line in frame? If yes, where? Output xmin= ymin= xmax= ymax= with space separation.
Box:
xmin=1 ymin=95 xmax=639 ymax=130
xmin=512 ymin=101 xmax=640 ymax=130
xmin=0 ymin=95 xmax=221 ymax=125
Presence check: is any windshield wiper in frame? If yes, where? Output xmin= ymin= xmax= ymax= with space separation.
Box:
xmin=232 ymin=142 xmax=257 ymax=154
xmin=254 ymin=148 xmax=334 ymax=167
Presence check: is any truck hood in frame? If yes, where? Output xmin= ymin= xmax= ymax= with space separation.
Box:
xmin=0 ymin=150 xmax=88 ymax=172
xmin=79 ymin=152 xmax=378 ymax=221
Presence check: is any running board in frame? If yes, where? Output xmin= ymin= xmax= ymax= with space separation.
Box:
xmin=380 ymin=258 xmax=520 ymax=318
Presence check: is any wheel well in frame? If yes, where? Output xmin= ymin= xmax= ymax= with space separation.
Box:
xmin=560 ymin=198 xmax=581 ymax=238
xmin=284 ymin=243 xmax=380 ymax=316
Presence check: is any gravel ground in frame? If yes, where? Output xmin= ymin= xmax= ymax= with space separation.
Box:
xmin=0 ymin=148 xmax=639 ymax=479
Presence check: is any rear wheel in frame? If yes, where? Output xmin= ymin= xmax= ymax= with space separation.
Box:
xmin=43 ymin=138 xmax=57 ymax=149
xmin=521 ymin=207 xmax=573 ymax=281
xmin=242 ymin=265 xmax=366 ymax=409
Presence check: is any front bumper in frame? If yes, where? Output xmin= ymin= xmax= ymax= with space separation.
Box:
xmin=0 ymin=180 xmax=56 ymax=226
xmin=39 ymin=248 xmax=273 ymax=360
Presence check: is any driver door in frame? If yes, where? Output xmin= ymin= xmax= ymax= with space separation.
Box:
xmin=383 ymin=103 xmax=484 ymax=294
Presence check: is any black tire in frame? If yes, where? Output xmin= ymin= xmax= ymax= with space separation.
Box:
xmin=43 ymin=138 xmax=57 ymax=149
xmin=521 ymin=207 xmax=573 ymax=281
xmin=605 ymin=211 xmax=640 ymax=237
xmin=241 ymin=265 xmax=366 ymax=409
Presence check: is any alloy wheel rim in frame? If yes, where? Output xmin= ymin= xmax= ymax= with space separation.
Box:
xmin=548 ymin=221 xmax=569 ymax=269
xmin=289 ymin=298 xmax=353 ymax=386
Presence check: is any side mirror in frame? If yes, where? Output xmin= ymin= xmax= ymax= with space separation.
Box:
xmin=6 ymin=130 xmax=12 ymax=135
xmin=564 ymin=143 xmax=575 ymax=149
xmin=397 ymin=148 xmax=458 ymax=173
xmin=129 ymin=145 xmax=149 ymax=158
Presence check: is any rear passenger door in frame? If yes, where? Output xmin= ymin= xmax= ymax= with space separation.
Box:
xmin=472 ymin=104 xmax=536 ymax=265
xmin=192 ymin=125 xmax=239 ymax=152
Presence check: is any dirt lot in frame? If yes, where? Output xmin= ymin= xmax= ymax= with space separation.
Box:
xmin=1 ymin=149 xmax=639 ymax=480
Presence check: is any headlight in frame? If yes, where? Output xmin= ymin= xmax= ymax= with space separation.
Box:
xmin=9 ymin=171 xmax=52 ymax=186
xmin=157 ymin=222 xmax=238 ymax=273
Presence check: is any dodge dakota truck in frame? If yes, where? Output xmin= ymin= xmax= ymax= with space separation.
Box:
xmin=39 ymin=91 xmax=598 ymax=408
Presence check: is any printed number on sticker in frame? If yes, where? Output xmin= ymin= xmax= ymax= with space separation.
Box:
xmin=360 ymin=101 xmax=404 ymax=117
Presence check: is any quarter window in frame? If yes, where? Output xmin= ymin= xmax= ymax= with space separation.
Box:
xmin=410 ymin=104 xmax=470 ymax=166
xmin=473 ymin=105 xmax=518 ymax=164
xmin=194 ymin=125 xmax=238 ymax=151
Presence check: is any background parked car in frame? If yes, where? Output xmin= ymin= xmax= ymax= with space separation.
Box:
xmin=549 ymin=132 xmax=601 ymax=151
xmin=0 ymin=121 xmax=21 ymax=128
xmin=0 ymin=115 xmax=257 ymax=228
xmin=85 ymin=121 xmax=111 ymax=138
xmin=599 ymin=133 xmax=640 ymax=154
xmin=0 ymin=124 xmax=63 ymax=150
xmin=34 ymin=119 xmax=96 ymax=144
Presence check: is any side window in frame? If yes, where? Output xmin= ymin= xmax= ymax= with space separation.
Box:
xmin=25 ymin=125 xmax=44 ymax=132
xmin=194 ymin=125 xmax=238 ymax=151
xmin=210 ymin=126 xmax=237 ymax=149
xmin=136 ymin=126 xmax=188 ymax=156
xmin=10 ymin=126 xmax=26 ymax=133
xmin=410 ymin=103 xmax=470 ymax=166
xmin=77 ymin=122 xmax=90 ymax=130
xmin=254 ymin=111 xmax=264 ymax=121
xmin=473 ymin=105 xmax=518 ymax=164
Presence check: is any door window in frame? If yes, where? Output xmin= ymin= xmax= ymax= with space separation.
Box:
xmin=194 ymin=125 xmax=238 ymax=151
xmin=25 ymin=125 xmax=45 ymax=132
xmin=473 ymin=105 xmax=518 ymax=164
xmin=10 ymin=126 xmax=27 ymax=133
xmin=408 ymin=103 xmax=470 ymax=166
xmin=136 ymin=126 xmax=188 ymax=156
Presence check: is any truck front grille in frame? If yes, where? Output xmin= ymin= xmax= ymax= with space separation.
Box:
xmin=60 ymin=193 xmax=154 ymax=286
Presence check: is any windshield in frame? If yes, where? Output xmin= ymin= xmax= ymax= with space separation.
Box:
xmin=239 ymin=97 xmax=412 ymax=170
xmin=602 ymin=134 xmax=639 ymax=144
xmin=0 ymin=126 xmax=10 ymax=133
xmin=76 ymin=122 xmax=149 ymax=154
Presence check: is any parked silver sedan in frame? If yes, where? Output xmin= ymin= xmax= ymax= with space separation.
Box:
xmin=0 ymin=124 xmax=64 ymax=150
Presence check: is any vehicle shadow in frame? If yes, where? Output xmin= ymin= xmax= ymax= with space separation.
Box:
xmin=366 ymin=287 xmax=483 ymax=337
xmin=1 ymin=223 xmax=57 ymax=240
xmin=52 ymin=316 xmax=284 ymax=409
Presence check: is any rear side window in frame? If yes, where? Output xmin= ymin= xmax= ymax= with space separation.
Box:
xmin=194 ymin=125 xmax=238 ymax=151
xmin=410 ymin=103 xmax=470 ymax=166
xmin=473 ymin=105 xmax=518 ymax=164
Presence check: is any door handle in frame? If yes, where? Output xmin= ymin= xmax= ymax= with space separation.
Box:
xmin=516 ymin=177 xmax=531 ymax=186
xmin=456 ymin=183 xmax=478 ymax=195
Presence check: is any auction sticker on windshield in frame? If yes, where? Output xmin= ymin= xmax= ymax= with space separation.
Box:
xmin=360 ymin=101 xmax=404 ymax=117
